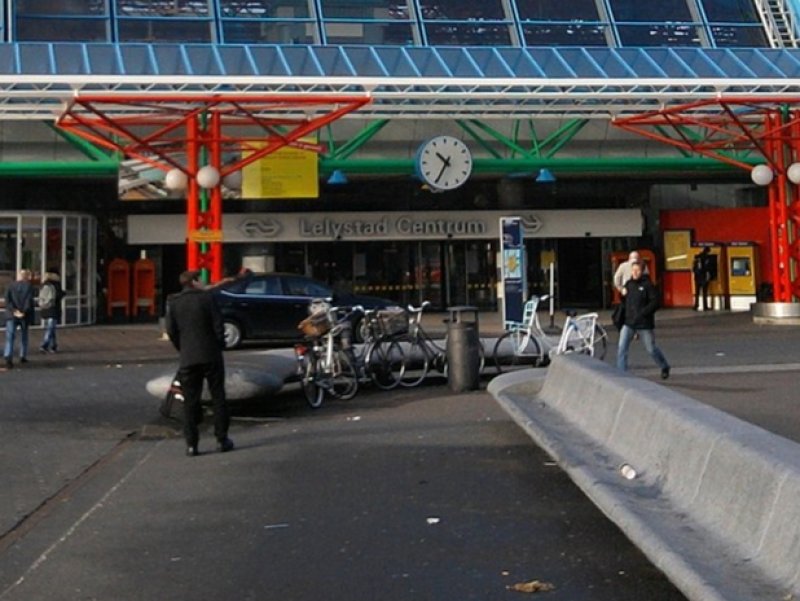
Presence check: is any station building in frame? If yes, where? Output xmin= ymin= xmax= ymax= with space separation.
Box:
xmin=0 ymin=0 xmax=798 ymax=321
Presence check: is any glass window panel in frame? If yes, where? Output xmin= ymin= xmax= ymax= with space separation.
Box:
xmin=220 ymin=0 xmax=311 ymax=18
xmin=617 ymin=24 xmax=701 ymax=46
xmin=222 ymin=20 xmax=314 ymax=43
xmin=320 ymin=0 xmax=409 ymax=19
xmin=522 ymin=24 xmax=608 ymax=46
xmin=609 ymin=0 xmax=692 ymax=22
xmin=45 ymin=218 xmax=63 ymax=276
xmin=516 ymin=0 xmax=600 ymax=21
xmin=118 ymin=18 xmax=212 ymax=42
xmin=424 ymin=23 xmax=511 ymax=45
xmin=17 ymin=0 xmax=106 ymax=15
xmin=711 ymin=25 xmax=769 ymax=47
xmin=701 ymin=0 xmax=760 ymax=23
xmin=20 ymin=217 xmax=44 ymax=285
xmin=116 ymin=0 xmax=210 ymax=17
xmin=418 ymin=0 xmax=505 ymax=20
xmin=324 ymin=21 xmax=414 ymax=44
xmin=16 ymin=18 xmax=108 ymax=41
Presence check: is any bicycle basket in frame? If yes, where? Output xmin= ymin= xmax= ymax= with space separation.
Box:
xmin=298 ymin=312 xmax=331 ymax=338
xmin=376 ymin=308 xmax=408 ymax=337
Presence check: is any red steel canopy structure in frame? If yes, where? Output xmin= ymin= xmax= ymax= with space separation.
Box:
xmin=614 ymin=97 xmax=800 ymax=303
xmin=57 ymin=93 xmax=371 ymax=282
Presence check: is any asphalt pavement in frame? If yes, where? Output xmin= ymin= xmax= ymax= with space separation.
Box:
xmin=0 ymin=310 xmax=798 ymax=600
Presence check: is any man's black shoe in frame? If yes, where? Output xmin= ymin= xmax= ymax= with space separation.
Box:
xmin=216 ymin=438 xmax=234 ymax=453
xmin=661 ymin=367 xmax=670 ymax=380
xmin=186 ymin=446 xmax=199 ymax=457
xmin=3 ymin=358 xmax=11 ymax=370
xmin=20 ymin=357 xmax=28 ymax=364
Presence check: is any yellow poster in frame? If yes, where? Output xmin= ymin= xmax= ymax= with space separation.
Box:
xmin=242 ymin=139 xmax=319 ymax=199
xmin=663 ymin=230 xmax=692 ymax=271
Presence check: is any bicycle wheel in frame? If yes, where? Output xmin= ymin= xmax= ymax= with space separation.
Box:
xmin=398 ymin=337 xmax=430 ymax=388
xmin=301 ymin=353 xmax=325 ymax=408
xmin=493 ymin=330 xmax=542 ymax=374
xmin=592 ymin=324 xmax=608 ymax=360
xmin=330 ymin=350 xmax=359 ymax=400
xmin=366 ymin=338 xmax=406 ymax=390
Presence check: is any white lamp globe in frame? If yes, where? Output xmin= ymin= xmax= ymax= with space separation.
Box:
xmin=222 ymin=169 xmax=243 ymax=190
xmin=750 ymin=164 xmax=774 ymax=186
xmin=164 ymin=168 xmax=188 ymax=190
xmin=787 ymin=163 xmax=800 ymax=185
xmin=197 ymin=165 xmax=221 ymax=189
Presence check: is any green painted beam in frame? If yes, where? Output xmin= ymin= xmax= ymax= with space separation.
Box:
xmin=50 ymin=125 xmax=117 ymax=164
xmin=0 ymin=161 xmax=118 ymax=177
xmin=320 ymin=156 xmax=759 ymax=175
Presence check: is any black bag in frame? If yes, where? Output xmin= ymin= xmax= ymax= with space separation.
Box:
xmin=611 ymin=303 xmax=625 ymax=331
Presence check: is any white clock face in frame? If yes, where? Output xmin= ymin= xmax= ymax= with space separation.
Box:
xmin=417 ymin=135 xmax=473 ymax=191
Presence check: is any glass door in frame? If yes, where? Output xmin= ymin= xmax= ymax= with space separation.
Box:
xmin=416 ymin=242 xmax=443 ymax=308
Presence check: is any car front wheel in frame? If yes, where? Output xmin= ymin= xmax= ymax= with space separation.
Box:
xmin=223 ymin=320 xmax=243 ymax=349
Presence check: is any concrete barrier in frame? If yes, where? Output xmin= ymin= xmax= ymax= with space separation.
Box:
xmin=488 ymin=354 xmax=800 ymax=601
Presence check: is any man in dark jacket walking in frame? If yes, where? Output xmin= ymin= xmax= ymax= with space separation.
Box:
xmin=166 ymin=270 xmax=233 ymax=457
xmin=616 ymin=261 xmax=671 ymax=379
xmin=4 ymin=269 xmax=35 ymax=369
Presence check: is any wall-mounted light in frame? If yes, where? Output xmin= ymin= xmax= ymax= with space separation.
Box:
xmin=327 ymin=169 xmax=348 ymax=185
xmin=535 ymin=168 xmax=556 ymax=183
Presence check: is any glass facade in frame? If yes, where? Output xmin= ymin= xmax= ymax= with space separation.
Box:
xmin=8 ymin=0 xmax=772 ymax=48
xmin=0 ymin=212 xmax=97 ymax=326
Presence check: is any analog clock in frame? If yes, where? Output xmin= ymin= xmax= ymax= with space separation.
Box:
xmin=415 ymin=135 xmax=473 ymax=191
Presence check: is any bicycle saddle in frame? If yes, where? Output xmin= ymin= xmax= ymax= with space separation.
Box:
xmin=563 ymin=309 xmax=578 ymax=317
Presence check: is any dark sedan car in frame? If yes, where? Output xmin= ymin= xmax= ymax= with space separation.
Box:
xmin=213 ymin=272 xmax=400 ymax=349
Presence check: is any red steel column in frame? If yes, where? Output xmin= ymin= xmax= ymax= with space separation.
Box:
xmin=186 ymin=115 xmax=200 ymax=272
xmin=790 ymin=112 xmax=800 ymax=299
xmin=208 ymin=110 xmax=223 ymax=282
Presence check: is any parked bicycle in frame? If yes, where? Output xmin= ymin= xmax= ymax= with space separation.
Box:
xmin=344 ymin=306 xmax=407 ymax=391
xmin=397 ymin=301 xmax=485 ymax=387
xmin=492 ymin=295 xmax=608 ymax=373
xmin=294 ymin=301 xmax=359 ymax=408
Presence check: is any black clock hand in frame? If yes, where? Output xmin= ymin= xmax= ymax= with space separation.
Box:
xmin=435 ymin=154 xmax=451 ymax=184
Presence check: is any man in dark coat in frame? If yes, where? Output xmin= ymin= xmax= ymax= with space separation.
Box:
xmin=616 ymin=261 xmax=671 ymax=379
xmin=692 ymin=247 xmax=714 ymax=311
xmin=166 ymin=270 xmax=233 ymax=457
xmin=4 ymin=269 xmax=35 ymax=369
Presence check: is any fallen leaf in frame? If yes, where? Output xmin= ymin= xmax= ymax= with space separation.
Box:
xmin=507 ymin=580 xmax=555 ymax=594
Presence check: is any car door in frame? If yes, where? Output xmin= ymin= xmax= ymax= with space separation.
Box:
xmin=247 ymin=274 xmax=300 ymax=338
xmin=216 ymin=276 xmax=275 ymax=339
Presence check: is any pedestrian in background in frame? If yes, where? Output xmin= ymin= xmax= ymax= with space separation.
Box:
xmin=4 ymin=269 xmax=35 ymax=369
xmin=693 ymin=247 xmax=714 ymax=311
xmin=616 ymin=261 xmax=670 ymax=380
xmin=39 ymin=270 xmax=66 ymax=354
xmin=165 ymin=270 xmax=233 ymax=457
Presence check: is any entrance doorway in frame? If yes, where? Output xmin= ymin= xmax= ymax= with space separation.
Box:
xmin=556 ymin=238 xmax=603 ymax=308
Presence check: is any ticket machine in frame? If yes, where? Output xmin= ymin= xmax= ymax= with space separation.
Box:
xmin=726 ymin=243 xmax=758 ymax=311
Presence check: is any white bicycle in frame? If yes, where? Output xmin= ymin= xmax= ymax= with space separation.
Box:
xmin=492 ymin=295 xmax=608 ymax=373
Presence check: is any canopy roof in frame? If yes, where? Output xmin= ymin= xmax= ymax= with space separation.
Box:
xmin=4 ymin=43 xmax=800 ymax=120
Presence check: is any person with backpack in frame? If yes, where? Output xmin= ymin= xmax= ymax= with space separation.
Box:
xmin=39 ymin=270 xmax=66 ymax=354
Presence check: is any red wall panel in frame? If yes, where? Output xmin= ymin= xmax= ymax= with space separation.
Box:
xmin=659 ymin=207 xmax=770 ymax=307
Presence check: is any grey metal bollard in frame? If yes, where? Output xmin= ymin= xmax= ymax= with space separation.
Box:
xmin=446 ymin=306 xmax=480 ymax=392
